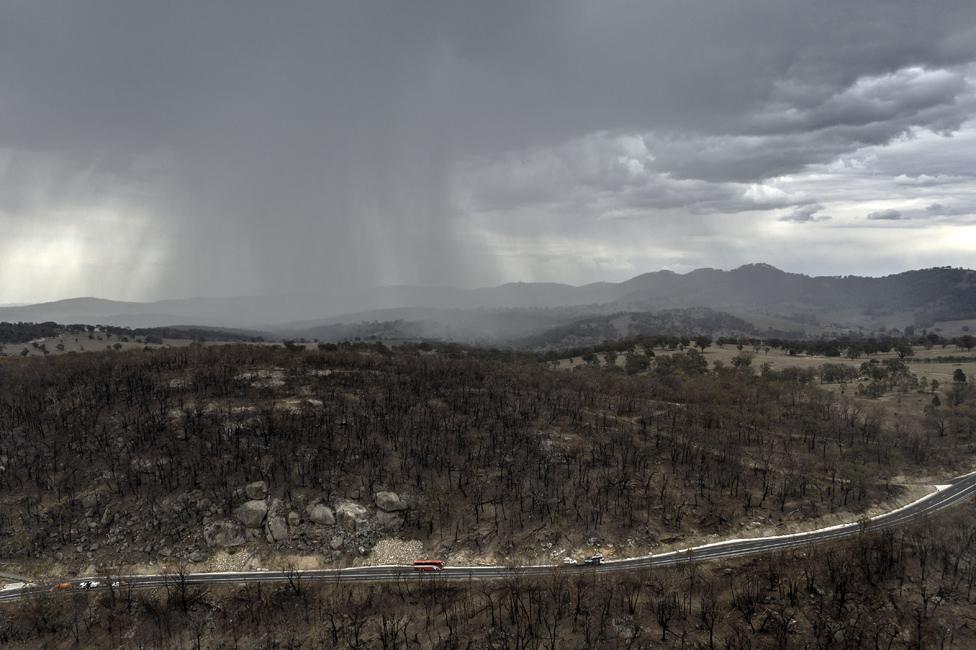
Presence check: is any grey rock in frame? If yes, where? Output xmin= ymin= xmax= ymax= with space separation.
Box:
xmin=245 ymin=480 xmax=268 ymax=500
xmin=375 ymin=510 xmax=405 ymax=530
xmin=374 ymin=491 xmax=407 ymax=512
xmin=287 ymin=511 xmax=301 ymax=527
xmin=203 ymin=520 xmax=246 ymax=548
xmin=188 ymin=550 xmax=206 ymax=563
xmin=336 ymin=500 xmax=369 ymax=532
xmin=265 ymin=498 xmax=289 ymax=542
xmin=266 ymin=517 xmax=288 ymax=543
xmin=330 ymin=535 xmax=344 ymax=550
xmin=306 ymin=503 xmax=335 ymax=526
xmin=234 ymin=499 xmax=268 ymax=528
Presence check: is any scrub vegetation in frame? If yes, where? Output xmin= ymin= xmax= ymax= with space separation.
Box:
xmin=1 ymin=342 xmax=973 ymax=575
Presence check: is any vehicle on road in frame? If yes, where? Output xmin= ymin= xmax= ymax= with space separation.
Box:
xmin=583 ymin=554 xmax=604 ymax=566
xmin=562 ymin=557 xmax=577 ymax=565
xmin=52 ymin=582 xmax=73 ymax=591
xmin=79 ymin=581 xmax=100 ymax=590
xmin=412 ymin=560 xmax=444 ymax=572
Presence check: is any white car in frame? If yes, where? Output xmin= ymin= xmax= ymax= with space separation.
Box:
xmin=79 ymin=581 xmax=100 ymax=590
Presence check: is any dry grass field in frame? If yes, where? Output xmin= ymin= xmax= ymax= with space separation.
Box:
xmin=558 ymin=343 xmax=976 ymax=384
xmin=0 ymin=333 xmax=266 ymax=358
xmin=556 ymin=343 xmax=976 ymax=436
xmin=0 ymin=332 xmax=194 ymax=357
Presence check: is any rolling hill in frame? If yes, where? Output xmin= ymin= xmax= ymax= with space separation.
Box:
xmin=2 ymin=265 xmax=973 ymax=343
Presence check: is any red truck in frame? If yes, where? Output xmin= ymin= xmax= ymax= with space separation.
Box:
xmin=412 ymin=560 xmax=445 ymax=572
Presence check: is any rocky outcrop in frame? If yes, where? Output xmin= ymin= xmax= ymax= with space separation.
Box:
xmin=245 ymin=481 xmax=268 ymax=500
xmin=336 ymin=500 xmax=369 ymax=531
xmin=234 ymin=499 xmax=268 ymax=528
xmin=375 ymin=510 xmax=404 ymax=530
xmin=204 ymin=519 xmax=246 ymax=548
xmin=266 ymin=514 xmax=289 ymax=542
xmin=265 ymin=499 xmax=289 ymax=542
xmin=306 ymin=503 xmax=335 ymax=526
xmin=374 ymin=491 xmax=407 ymax=512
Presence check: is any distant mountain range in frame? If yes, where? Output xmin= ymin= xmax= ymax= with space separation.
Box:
xmin=2 ymin=265 xmax=974 ymax=345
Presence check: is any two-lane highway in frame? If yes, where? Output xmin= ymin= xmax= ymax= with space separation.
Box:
xmin=3 ymin=471 xmax=976 ymax=603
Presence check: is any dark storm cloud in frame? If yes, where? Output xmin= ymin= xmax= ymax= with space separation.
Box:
xmin=866 ymin=209 xmax=904 ymax=221
xmin=645 ymin=67 xmax=975 ymax=183
xmin=1 ymin=1 xmax=976 ymax=301
xmin=749 ymin=68 xmax=967 ymax=136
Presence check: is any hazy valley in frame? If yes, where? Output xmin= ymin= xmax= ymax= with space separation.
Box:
xmin=4 ymin=265 xmax=975 ymax=351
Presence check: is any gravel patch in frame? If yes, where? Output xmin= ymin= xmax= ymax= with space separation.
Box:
xmin=366 ymin=538 xmax=424 ymax=565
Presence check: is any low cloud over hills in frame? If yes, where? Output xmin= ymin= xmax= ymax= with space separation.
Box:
xmin=2 ymin=264 xmax=974 ymax=345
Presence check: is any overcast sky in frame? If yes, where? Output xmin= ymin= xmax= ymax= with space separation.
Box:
xmin=2 ymin=1 xmax=976 ymax=302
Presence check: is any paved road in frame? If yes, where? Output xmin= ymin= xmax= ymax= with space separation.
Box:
xmin=4 ymin=471 xmax=976 ymax=603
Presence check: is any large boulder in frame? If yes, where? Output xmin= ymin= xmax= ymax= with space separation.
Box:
xmin=265 ymin=499 xmax=289 ymax=542
xmin=375 ymin=510 xmax=404 ymax=531
xmin=374 ymin=491 xmax=407 ymax=512
xmin=245 ymin=481 xmax=268 ymax=500
xmin=234 ymin=499 xmax=268 ymax=528
xmin=203 ymin=520 xmax=246 ymax=548
xmin=336 ymin=500 xmax=369 ymax=532
xmin=266 ymin=513 xmax=289 ymax=542
xmin=306 ymin=503 xmax=335 ymax=526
